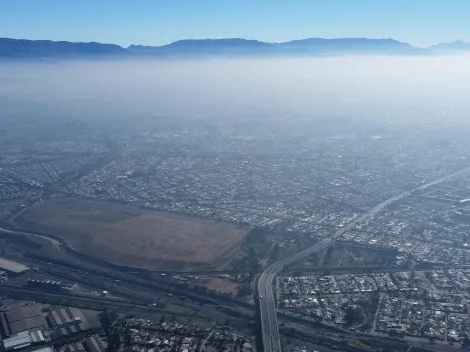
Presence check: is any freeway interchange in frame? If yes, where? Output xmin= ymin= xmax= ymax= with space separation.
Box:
xmin=258 ymin=238 xmax=332 ymax=352
xmin=2 ymin=166 xmax=470 ymax=352
xmin=257 ymin=166 xmax=470 ymax=352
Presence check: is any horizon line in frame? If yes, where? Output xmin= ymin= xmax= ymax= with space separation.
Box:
xmin=1 ymin=36 xmax=467 ymax=49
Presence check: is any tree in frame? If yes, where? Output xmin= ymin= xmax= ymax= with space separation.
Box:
xmin=345 ymin=306 xmax=363 ymax=326
xmin=360 ymin=318 xmax=374 ymax=331
xmin=102 ymin=309 xmax=120 ymax=352
xmin=237 ymin=286 xmax=253 ymax=297
xmin=462 ymin=337 xmax=470 ymax=349
xmin=269 ymin=243 xmax=280 ymax=260
xmin=357 ymin=293 xmax=379 ymax=315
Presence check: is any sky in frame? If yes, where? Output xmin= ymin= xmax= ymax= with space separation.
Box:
xmin=1 ymin=0 xmax=470 ymax=47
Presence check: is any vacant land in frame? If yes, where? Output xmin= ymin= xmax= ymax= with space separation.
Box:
xmin=289 ymin=243 xmax=398 ymax=270
xmin=18 ymin=198 xmax=248 ymax=271
xmin=202 ymin=275 xmax=240 ymax=296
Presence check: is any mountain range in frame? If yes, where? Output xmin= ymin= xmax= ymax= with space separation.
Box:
xmin=428 ymin=40 xmax=470 ymax=52
xmin=1 ymin=37 xmax=469 ymax=59
xmin=0 ymin=38 xmax=127 ymax=58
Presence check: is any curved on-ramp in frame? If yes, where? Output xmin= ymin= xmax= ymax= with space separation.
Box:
xmin=257 ymin=166 xmax=470 ymax=352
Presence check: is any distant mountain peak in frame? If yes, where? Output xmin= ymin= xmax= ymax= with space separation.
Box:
xmin=127 ymin=37 xmax=418 ymax=56
xmin=429 ymin=40 xmax=470 ymax=51
xmin=0 ymin=37 xmax=127 ymax=58
xmin=161 ymin=38 xmax=272 ymax=48
xmin=3 ymin=36 xmax=468 ymax=59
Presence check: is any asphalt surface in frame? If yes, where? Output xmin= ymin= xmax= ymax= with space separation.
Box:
xmin=258 ymin=239 xmax=332 ymax=352
xmin=0 ymin=226 xmax=64 ymax=253
xmin=257 ymin=166 xmax=470 ymax=352
xmin=3 ymin=167 xmax=470 ymax=352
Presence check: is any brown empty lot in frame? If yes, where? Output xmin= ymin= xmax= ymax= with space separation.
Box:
xmin=19 ymin=198 xmax=247 ymax=270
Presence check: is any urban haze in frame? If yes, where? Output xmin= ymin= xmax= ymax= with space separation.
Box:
xmin=2 ymin=52 xmax=470 ymax=352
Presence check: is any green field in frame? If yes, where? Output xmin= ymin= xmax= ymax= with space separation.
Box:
xmin=290 ymin=243 xmax=398 ymax=269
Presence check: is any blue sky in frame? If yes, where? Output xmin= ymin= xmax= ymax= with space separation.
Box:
xmin=1 ymin=0 xmax=469 ymax=47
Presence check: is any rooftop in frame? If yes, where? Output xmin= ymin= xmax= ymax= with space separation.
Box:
xmin=3 ymin=303 xmax=46 ymax=334
xmin=0 ymin=257 xmax=29 ymax=274
xmin=2 ymin=330 xmax=45 ymax=351
xmin=48 ymin=307 xmax=85 ymax=328
xmin=31 ymin=348 xmax=52 ymax=352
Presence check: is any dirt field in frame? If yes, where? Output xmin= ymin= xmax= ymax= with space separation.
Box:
xmin=202 ymin=275 xmax=240 ymax=295
xmin=18 ymin=198 xmax=248 ymax=271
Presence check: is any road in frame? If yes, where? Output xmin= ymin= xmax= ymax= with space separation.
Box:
xmin=258 ymin=238 xmax=332 ymax=352
xmin=2 ymin=166 xmax=469 ymax=352
xmin=0 ymin=226 xmax=64 ymax=254
xmin=258 ymin=166 xmax=470 ymax=352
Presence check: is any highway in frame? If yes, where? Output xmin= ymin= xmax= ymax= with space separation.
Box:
xmin=2 ymin=166 xmax=470 ymax=352
xmin=258 ymin=238 xmax=332 ymax=352
xmin=0 ymin=226 xmax=64 ymax=254
xmin=258 ymin=166 xmax=470 ymax=352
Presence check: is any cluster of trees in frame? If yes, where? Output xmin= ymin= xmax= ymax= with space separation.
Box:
xmin=357 ymin=292 xmax=380 ymax=315
xmin=102 ymin=309 xmax=121 ymax=352
xmin=343 ymin=293 xmax=380 ymax=331
xmin=237 ymin=286 xmax=253 ymax=297
xmin=345 ymin=305 xmax=364 ymax=325
xmin=230 ymin=227 xmax=269 ymax=270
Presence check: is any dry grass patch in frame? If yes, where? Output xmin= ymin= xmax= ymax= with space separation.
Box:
xmin=19 ymin=198 xmax=248 ymax=271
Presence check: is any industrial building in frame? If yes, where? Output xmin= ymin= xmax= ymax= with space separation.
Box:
xmin=65 ymin=342 xmax=86 ymax=352
xmin=47 ymin=307 xmax=99 ymax=339
xmin=2 ymin=329 xmax=45 ymax=351
xmin=0 ymin=296 xmax=104 ymax=352
xmin=0 ymin=258 xmax=29 ymax=275
xmin=30 ymin=348 xmax=52 ymax=352
xmin=64 ymin=336 xmax=106 ymax=352
xmin=0 ymin=303 xmax=46 ymax=337
xmin=83 ymin=335 xmax=107 ymax=352
xmin=0 ymin=300 xmax=102 ymax=350
xmin=47 ymin=307 xmax=87 ymax=329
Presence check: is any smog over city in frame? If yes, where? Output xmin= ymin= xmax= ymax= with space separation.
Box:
xmin=2 ymin=2 xmax=470 ymax=352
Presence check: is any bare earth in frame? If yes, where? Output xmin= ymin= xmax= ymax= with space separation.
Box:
xmin=19 ymin=198 xmax=247 ymax=271
xmin=203 ymin=275 xmax=240 ymax=295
